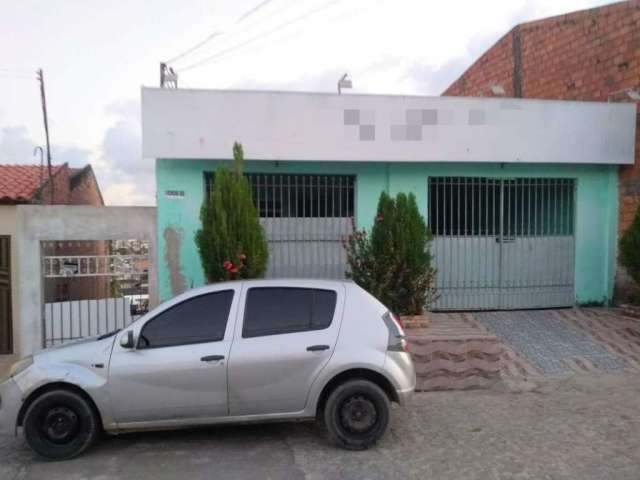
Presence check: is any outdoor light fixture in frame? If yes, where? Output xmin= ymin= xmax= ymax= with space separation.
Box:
xmin=607 ymin=87 xmax=640 ymax=102
xmin=626 ymin=89 xmax=640 ymax=101
xmin=489 ymin=84 xmax=505 ymax=96
xmin=338 ymin=73 xmax=352 ymax=94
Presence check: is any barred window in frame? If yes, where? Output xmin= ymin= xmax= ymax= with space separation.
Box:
xmin=204 ymin=173 xmax=355 ymax=218
xmin=428 ymin=177 xmax=575 ymax=237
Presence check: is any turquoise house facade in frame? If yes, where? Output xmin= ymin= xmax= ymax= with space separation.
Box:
xmin=144 ymin=88 xmax=636 ymax=310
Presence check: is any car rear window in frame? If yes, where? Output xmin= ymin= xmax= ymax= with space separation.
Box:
xmin=242 ymin=287 xmax=337 ymax=338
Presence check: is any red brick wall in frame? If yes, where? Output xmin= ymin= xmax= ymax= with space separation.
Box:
xmin=69 ymin=168 xmax=104 ymax=206
xmin=444 ymin=0 xmax=640 ymax=301
xmin=38 ymin=166 xmax=72 ymax=205
xmin=445 ymin=31 xmax=516 ymax=98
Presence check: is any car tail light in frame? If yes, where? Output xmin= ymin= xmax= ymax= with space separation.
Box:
xmin=382 ymin=311 xmax=408 ymax=352
xmin=392 ymin=312 xmax=404 ymax=328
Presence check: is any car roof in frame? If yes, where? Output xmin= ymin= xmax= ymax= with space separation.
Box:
xmin=164 ymin=278 xmax=355 ymax=305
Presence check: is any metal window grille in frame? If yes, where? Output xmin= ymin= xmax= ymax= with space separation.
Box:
xmin=204 ymin=172 xmax=356 ymax=279
xmin=204 ymin=173 xmax=355 ymax=218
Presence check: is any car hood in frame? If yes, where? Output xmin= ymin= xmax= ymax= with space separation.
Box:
xmin=34 ymin=335 xmax=117 ymax=368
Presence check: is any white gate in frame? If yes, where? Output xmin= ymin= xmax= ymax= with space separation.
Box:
xmin=42 ymin=240 xmax=150 ymax=347
xmin=429 ymin=177 xmax=576 ymax=310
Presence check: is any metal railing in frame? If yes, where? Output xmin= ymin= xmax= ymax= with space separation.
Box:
xmin=42 ymin=241 xmax=149 ymax=347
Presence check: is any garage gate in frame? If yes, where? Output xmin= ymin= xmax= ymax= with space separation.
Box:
xmin=206 ymin=173 xmax=355 ymax=279
xmin=428 ymin=177 xmax=576 ymax=310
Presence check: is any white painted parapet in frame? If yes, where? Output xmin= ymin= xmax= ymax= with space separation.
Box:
xmin=142 ymin=87 xmax=636 ymax=165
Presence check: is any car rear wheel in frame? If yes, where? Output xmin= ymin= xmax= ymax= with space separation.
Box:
xmin=23 ymin=389 xmax=99 ymax=460
xmin=323 ymin=379 xmax=390 ymax=450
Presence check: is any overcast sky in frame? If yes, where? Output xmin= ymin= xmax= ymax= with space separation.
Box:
xmin=0 ymin=0 xmax=615 ymax=205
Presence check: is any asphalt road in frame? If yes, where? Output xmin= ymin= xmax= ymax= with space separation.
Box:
xmin=2 ymin=373 xmax=639 ymax=480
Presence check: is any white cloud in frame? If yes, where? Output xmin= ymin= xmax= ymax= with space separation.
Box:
xmin=0 ymin=0 xmax=617 ymax=207
xmin=0 ymin=125 xmax=91 ymax=166
xmin=101 ymin=181 xmax=153 ymax=206
xmin=94 ymin=99 xmax=155 ymax=206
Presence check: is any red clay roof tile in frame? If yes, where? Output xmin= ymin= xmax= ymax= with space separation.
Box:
xmin=0 ymin=164 xmax=64 ymax=203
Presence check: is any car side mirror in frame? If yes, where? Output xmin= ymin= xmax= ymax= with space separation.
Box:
xmin=120 ymin=330 xmax=136 ymax=349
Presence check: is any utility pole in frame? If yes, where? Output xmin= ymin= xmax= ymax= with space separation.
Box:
xmin=159 ymin=62 xmax=178 ymax=88
xmin=37 ymin=68 xmax=54 ymax=203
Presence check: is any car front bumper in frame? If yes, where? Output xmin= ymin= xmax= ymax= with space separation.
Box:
xmin=0 ymin=378 xmax=23 ymax=436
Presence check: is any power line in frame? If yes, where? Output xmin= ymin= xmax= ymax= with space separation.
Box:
xmin=165 ymin=31 xmax=222 ymax=65
xmin=0 ymin=67 xmax=33 ymax=74
xmin=178 ymin=0 xmax=343 ymax=72
xmin=236 ymin=0 xmax=278 ymax=23
xmin=165 ymin=0 xmax=280 ymax=66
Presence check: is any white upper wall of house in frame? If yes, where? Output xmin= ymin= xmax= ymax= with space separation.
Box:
xmin=141 ymin=87 xmax=636 ymax=165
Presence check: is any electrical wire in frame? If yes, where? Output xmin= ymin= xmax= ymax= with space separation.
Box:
xmin=0 ymin=73 xmax=36 ymax=80
xmin=165 ymin=32 xmax=223 ymax=65
xmin=178 ymin=0 xmax=344 ymax=72
xmin=236 ymin=0 xmax=278 ymax=23
xmin=165 ymin=0 xmax=279 ymax=66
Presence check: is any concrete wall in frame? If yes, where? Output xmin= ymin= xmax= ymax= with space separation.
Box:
xmin=0 ymin=206 xmax=19 ymax=373
xmin=15 ymin=205 xmax=157 ymax=356
xmin=142 ymin=87 xmax=635 ymax=166
xmin=157 ymin=158 xmax=618 ymax=306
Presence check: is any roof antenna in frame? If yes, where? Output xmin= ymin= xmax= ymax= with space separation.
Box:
xmin=160 ymin=62 xmax=179 ymax=88
xmin=338 ymin=73 xmax=352 ymax=95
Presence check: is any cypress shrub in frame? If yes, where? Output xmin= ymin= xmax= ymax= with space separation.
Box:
xmin=619 ymin=206 xmax=640 ymax=300
xmin=195 ymin=142 xmax=268 ymax=282
xmin=345 ymin=191 xmax=437 ymax=315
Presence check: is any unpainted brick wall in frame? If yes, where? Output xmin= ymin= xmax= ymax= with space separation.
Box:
xmin=70 ymin=169 xmax=104 ymax=206
xmin=444 ymin=0 xmax=640 ymax=302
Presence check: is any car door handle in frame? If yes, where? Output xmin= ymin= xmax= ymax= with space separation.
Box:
xmin=201 ymin=355 xmax=225 ymax=362
xmin=306 ymin=345 xmax=330 ymax=352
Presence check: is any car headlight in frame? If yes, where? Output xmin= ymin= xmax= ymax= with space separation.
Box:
xmin=8 ymin=356 xmax=33 ymax=378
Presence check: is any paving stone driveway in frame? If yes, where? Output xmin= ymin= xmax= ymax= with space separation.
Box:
xmin=474 ymin=308 xmax=638 ymax=376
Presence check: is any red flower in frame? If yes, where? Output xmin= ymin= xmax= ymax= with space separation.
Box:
xmin=223 ymin=260 xmax=233 ymax=271
xmin=230 ymin=266 xmax=239 ymax=274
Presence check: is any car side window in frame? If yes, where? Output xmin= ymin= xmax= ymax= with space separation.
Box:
xmin=138 ymin=290 xmax=234 ymax=349
xmin=242 ymin=287 xmax=337 ymax=338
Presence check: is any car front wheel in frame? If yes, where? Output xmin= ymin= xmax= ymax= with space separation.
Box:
xmin=323 ymin=379 xmax=390 ymax=450
xmin=23 ymin=389 xmax=100 ymax=460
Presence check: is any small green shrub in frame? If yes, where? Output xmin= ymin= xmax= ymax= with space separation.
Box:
xmin=619 ymin=206 xmax=640 ymax=299
xmin=195 ymin=142 xmax=268 ymax=282
xmin=344 ymin=191 xmax=437 ymax=315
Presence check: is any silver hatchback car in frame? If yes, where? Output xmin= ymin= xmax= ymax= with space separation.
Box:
xmin=0 ymin=279 xmax=415 ymax=460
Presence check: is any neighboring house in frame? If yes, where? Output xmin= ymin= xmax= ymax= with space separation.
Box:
xmin=0 ymin=163 xmax=104 ymax=370
xmin=142 ymin=87 xmax=635 ymax=311
xmin=442 ymin=0 xmax=640 ymax=300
